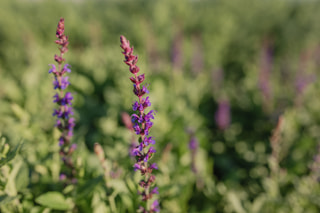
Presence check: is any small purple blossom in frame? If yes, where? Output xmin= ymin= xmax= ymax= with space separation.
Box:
xmin=68 ymin=117 xmax=76 ymax=129
xmin=49 ymin=64 xmax=57 ymax=74
xmin=55 ymin=119 xmax=63 ymax=129
xmin=59 ymin=137 xmax=65 ymax=146
xmin=59 ymin=173 xmax=67 ymax=181
xmin=53 ymin=93 xmax=60 ymax=103
xmin=131 ymin=114 xmax=144 ymax=123
xmin=60 ymin=76 xmax=70 ymax=89
xmin=134 ymin=163 xmax=142 ymax=172
xmin=150 ymin=200 xmax=160 ymax=212
xmin=133 ymin=123 xmax=142 ymax=135
xmin=133 ymin=84 xmax=149 ymax=97
xmin=53 ymin=76 xmax=70 ymax=90
xmin=61 ymin=92 xmax=73 ymax=105
xmin=150 ymin=187 xmax=159 ymax=195
xmin=145 ymin=110 xmax=155 ymax=121
xmin=148 ymin=146 xmax=156 ymax=154
xmin=62 ymin=64 xmax=71 ymax=74
xmin=143 ymin=136 xmax=155 ymax=146
xmin=132 ymin=101 xmax=141 ymax=111
xmin=150 ymin=163 xmax=158 ymax=170
xmin=52 ymin=109 xmax=63 ymax=118
xmin=132 ymin=97 xmax=151 ymax=111
xmin=121 ymin=35 xmax=159 ymax=212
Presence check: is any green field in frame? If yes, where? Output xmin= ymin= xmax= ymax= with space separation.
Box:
xmin=1 ymin=0 xmax=320 ymax=212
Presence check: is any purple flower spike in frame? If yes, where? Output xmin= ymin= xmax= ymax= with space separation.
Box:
xmin=121 ymin=35 xmax=159 ymax=212
xmin=49 ymin=18 xmax=76 ymax=185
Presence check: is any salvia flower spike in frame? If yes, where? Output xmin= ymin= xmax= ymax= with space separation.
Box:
xmin=50 ymin=18 xmax=76 ymax=184
xmin=120 ymin=35 xmax=159 ymax=212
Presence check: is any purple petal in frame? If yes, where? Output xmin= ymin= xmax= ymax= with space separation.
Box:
xmin=134 ymin=163 xmax=141 ymax=171
xmin=151 ymin=187 xmax=159 ymax=195
xmin=63 ymin=64 xmax=71 ymax=73
xmin=150 ymin=200 xmax=160 ymax=212
xmin=53 ymin=93 xmax=60 ymax=103
xmin=49 ymin=64 xmax=56 ymax=74
xmin=150 ymin=163 xmax=158 ymax=170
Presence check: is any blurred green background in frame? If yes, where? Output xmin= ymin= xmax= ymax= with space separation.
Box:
xmin=1 ymin=0 xmax=320 ymax=212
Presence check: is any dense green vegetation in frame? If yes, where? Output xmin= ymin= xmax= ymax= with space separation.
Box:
xmin=1 ymin=0 xmax=320 ymax=212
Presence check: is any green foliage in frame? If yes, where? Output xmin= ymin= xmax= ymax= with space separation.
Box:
xmin=0 ymin=137 xmax=22 ymax=168
xmin=0 ymin=0 xmax=320 ymax=212
xmin=35 ymin=191 xmax=72 ymax=210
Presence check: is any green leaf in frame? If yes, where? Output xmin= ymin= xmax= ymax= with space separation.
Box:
xmin=35 ymin=191 xmax=72 ymax=210
xmin=227 ymin=191 xmax=246 ymax=213
xmin=76 ymin=176 xmax=103 ymax=201
xmin=0 ymin=195 xmax=18 ymax=205
xmin=0 ymin=142 xmax=22 ymax=167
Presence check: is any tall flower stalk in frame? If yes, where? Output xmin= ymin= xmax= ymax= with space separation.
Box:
xmin=49 ymin=18 xmax=76 ymax=184
xmin=120 ymin=35 xmax=159 ymax=213
xmin=215 ymin=99 xmax=230 ymax=130
xmin=186 ymin=129 xmax=199 ymax=174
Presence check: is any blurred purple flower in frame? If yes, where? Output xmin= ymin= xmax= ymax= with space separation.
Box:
xmin=189 ymin=137 xmax=198 ymax=151
xmin=258 ymin=39 xmax=273 ymax=103
xmin=211 ymin=68 xmax=224 ymax=93
xmin=150 ymin=200 xmax=160 ymax=212
xmin=310 ymin=143 xmax=320 ymax=182
xmin=295 ymin=50 xmax=317 ymax=95
xmin=191 ymin=34 xmax=204 ymax=75
xmin=186 ymin=128 xmax=199 ymax=174
xmin=215 ymin=100 xmax=231 ymax=130
xmin=171 ymin=31 xmax=183 ymax=71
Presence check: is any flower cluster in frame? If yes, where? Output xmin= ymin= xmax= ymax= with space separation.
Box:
xmin=49 ymin=18 xmax=76 ymax=184
xmin=120 ymin=35 xmax=159 ymax=213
